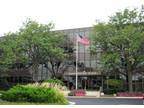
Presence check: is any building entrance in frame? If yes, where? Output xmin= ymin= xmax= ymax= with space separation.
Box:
xmin=66 ymin=76 xmax=102 ymax=90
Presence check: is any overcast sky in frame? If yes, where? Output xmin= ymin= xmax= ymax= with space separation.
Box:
xmin=0 ymin=0 xmax=143 ymax=35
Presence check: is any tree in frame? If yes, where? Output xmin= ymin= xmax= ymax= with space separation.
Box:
xmin=0 ymin=32 xmax=27 ymax=88
xmin=44 ymin=34 xmax=74 ymax=79
xmin=0 ymin=32 xmax=27 ymax=67
xmin=18 ymin=19 xmax=67 ymax=81
xmin=91 ymin=7 xmax=144 ymax=92
xmin=0 ymin=19 xmax=71 ymax=82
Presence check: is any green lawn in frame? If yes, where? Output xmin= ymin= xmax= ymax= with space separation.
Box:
xmin=0 ymin=98 xmax=68 ymax=105
xmin=0 ymin=102 xmax=68 ymax=105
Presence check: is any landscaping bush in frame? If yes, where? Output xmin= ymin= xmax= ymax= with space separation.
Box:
xmin=117 ymin=92 xmax=144 ymax=97
xmin=45 ymin=79 xmax=64 ymax=86
xmin=104 ymin=79 xmax=123 ymax=89
xmin=1 ymin=85 xmax=68 ymax=104
xmin=42 ymin=79 xmax=67 ymax=91
xmin=26 ymin=81 xmax=67 ymax=91
xmin=68 ymin=91 xmax=74 ymax=96
xmin=103 ymin=89 xmax=117 ymax=94
xmin=68 ymin=90 xmax=86 ymax=96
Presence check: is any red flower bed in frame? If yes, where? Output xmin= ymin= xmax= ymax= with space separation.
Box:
xmin=117 ymin=92 xmax=144 ymax=97
xmin=73 ymin=90 xmax=86 ymax=96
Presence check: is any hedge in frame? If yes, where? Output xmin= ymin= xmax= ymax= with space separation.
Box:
xmin=44 ymin=79 xmax=64 ymax=86
xmin=1 ymin=85 xmax=68 ymax=104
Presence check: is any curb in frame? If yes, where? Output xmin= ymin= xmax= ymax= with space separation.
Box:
xmin=115 ymin=97 xmax=144 ymax=99
xmin=66 ymin=96 xmax=100 ymax=98
xmin=67 ymin=96 xmax=144 ymax=99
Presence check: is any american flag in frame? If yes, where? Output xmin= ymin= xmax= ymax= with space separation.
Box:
xmin=77 ymin=35 xmax=90 ymax=45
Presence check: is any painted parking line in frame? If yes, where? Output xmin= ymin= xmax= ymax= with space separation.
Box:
xmin=69 ymin=101 xmax=76 ymax=105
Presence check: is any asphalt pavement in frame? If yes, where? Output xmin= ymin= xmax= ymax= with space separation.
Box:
xmin=67 ymin=97 xmax=144 ymax=105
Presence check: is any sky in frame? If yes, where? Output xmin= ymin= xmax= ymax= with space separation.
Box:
xmin=0 ymin=0 xmax=143 ymax=35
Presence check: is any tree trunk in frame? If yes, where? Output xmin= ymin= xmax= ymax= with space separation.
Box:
xmin=127 ymin=66 xmax=133 ymax=93
xmin=125 ymin=74 xmax=129 ymax=91
xmin=125 ymin=61 xmax=133 ymax=92
xmin=32 ymin=63 xmax=39 ymax=82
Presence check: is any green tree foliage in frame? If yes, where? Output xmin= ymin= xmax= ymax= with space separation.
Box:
xmin=0 ymin=32 xmax=27 ymax=69
xmin=18 ymin=19 xmax=67 ymax=81
xmin=92 ymin=7 xmax=144 ymax=92
xmin=0 ymin=19 xmax=72 ymax=82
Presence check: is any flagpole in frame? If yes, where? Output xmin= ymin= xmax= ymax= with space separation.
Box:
xmin=76 ymin=35 xmax=78 ymax=90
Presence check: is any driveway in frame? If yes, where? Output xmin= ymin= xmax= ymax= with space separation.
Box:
xmin=67 ymin=97 xmax=144 ymax=105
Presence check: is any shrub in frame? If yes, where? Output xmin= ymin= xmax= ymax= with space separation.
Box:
xmin=68 ymin=91 xmax=74 ymax=96
xmin=68 ymin=90 xmax=86 ymax=96
xmin=26 ymin=82 xmax=67 ymax=91
xmin=45 ymin=79 xmax=64 ymax=86
xmin=1 ymin=85 xmax=68 ymax=104
xmin=43 ymin=79 xmax=67 ymax=91
xmin=104 ymin=79 xmax=123 ymax=89
xmin=103 ymin=89 xmax=117 ymax=94
xmin=117 ymin=92 xmax=143 ymax=97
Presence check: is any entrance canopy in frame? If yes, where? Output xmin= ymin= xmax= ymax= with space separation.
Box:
xmin=64 ymin=71 xmax=101 ymax=76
